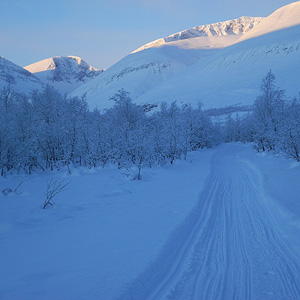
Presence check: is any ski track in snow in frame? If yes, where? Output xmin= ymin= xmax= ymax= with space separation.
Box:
xmin=120 ymin=145 xmax=300 ymax=300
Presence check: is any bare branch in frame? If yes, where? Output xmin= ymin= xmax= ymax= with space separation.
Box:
xmin=43 ymin=178 xmax=70 ymax=209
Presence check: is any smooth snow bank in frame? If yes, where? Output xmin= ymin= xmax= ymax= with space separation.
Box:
xmin=239 ymin=146 xmax=300 ymax=246
xmin=0 ymin=149 xmax=215 ymax=300
xmin=238 ymin=1 xmax=300 ymax=43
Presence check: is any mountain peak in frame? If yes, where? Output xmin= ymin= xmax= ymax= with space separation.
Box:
xmin=25 ymin=56 xmax=100 ymax=74
xmin=72 ymin=2 xmax=300 ymax=111
xmin=237 ymin=1 xmax=300 ymax=43
xmin=132 ymin=16 xmax=263 ymax=53
xmin=24 ymin=56 xmax=103 ymax=93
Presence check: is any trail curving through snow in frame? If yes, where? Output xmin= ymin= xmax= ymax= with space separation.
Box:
xmin=120 ymin=144 xmax=300 ymax=300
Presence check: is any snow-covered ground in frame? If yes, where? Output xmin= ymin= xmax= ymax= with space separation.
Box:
xmin=1 ymin=144 xmax=300 ymax=299
xmin=0 ymin=148 xmax=214 ymax=300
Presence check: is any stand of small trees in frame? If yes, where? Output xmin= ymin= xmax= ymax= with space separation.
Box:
xmin=223 ymin=71 xmax=300 ymax=161
xmin=0 ymin=86 xmax=219 ymax=177
xmin=1 ymin=71 xmax=299 ymax=178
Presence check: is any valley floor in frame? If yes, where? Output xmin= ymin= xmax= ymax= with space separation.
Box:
xmin=1 ymin=144 xmax=300 ymax=299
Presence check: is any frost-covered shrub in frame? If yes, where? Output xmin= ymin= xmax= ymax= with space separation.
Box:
xmin=0 ymin=86 xmax=220 ymax=177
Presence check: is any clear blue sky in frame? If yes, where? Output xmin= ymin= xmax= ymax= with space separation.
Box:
xmin=0 ymin=0 xmax=296 ymax=69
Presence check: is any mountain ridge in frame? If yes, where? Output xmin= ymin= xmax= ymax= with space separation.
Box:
xmin=132 ymin=16 xmax=263 ymax=53
xmin=24 ymin=56 xmax=103 ymax=94
xmin=71 ymin=1 xmax=300 ymax=110
xmin=0 ymin=56 xmax=44 ymax=93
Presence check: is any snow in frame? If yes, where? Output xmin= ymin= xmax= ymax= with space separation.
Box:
xmin=1 ymin=144 xmax=300 ymax=299
xmin=24 ymin=56 xmax=103 ymax=94
xmin=0 ymin=148 xmax=215 ymax=300
xmin=161 ymin=34 xmax=243 ymax=50
xmin=25 ymin=56 xmax=99 ymax=74
xmin=132 ymin=17 xmax=263 ymax=53
xmin=70 ymin=46 xmax=207 ymax=110
xmin=0 ymin=57 xmax=44 ymax=93
xmin=237 ymin=1 xmax=300 ymax=43
xmin=2 ymin=1 xmax=300 ymax=298
xmin=24 ymin=57 xmax=57 ymax=73
xmin=71 ymin=1 xmax=300 ymax=111
xmin=136 ymin=25 xmax=300 ymax=110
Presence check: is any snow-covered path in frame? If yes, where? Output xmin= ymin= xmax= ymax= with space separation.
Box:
xmin=122 ymin=145 xmax=300 ymax=300
xmin=1 ymin=144 xmax=300 ymax=300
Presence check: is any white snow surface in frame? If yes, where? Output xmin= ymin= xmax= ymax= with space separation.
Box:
xmin=0 ymin=56 xmax=44 ymax=93
xmin=0 ymin=148 xmax=214 ymax=300
xmin=71 ymin=46 xmax=208 ymax=110
xmin=132 ymin=17 xmax=263 ymax=53
xmin=237 ymin=1 xmax=300 ymax=43
xmin=71 ymin=1 xmax=300 ymax=111
xmin=136 ymin=25 xmax=300 ymax=109
xmin=24 ymin=56 xmax=103 ymax=94
xmin=1 ymin=144 xmax=300 ymax=299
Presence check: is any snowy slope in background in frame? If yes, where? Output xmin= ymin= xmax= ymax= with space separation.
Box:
xmin=0 ymin=56 xmax=44 ymax=93
xmin=237 ymin=1 xmax=300 ymax=43
xmin=24 ymin=56 xmax=103 ymax=94
xmin=71 ymin=16 xmax=261 ymax=109
xmin=133 ymin=17 xmax=263 ymax=52
xmin=72 ymin=1 xmax=300 ymax=110
xmin=136 ymin=25 xmax=300 ymax=109
xmin=71 ymin=46 xmax=212 ymax=109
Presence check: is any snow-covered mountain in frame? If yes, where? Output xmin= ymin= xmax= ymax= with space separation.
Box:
xmin=133 ymin=16 xmax=263 ymax=53
xmin=24 ymin=56 xmax=103 ymax=94
xmin=0 ymin=56 xmax=44 ymax=93
xmin=237 ymin=1 xmax=300 ymax=43
xmin=71 ymin=1 xmax=300 ymax=111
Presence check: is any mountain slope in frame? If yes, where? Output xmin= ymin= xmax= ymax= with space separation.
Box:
xmin=0 ymin=56 xmax=43 ymax=93
xmin=71 ymin=17 xmax=261 ymax=109
xmin=136 ymin=2 xmax=300 ymax=108
xmin=237 ymin=1 xmax=300 ymax=43
xmin=72 ymin=1 xmax=300 ymax=110
xmin=24 ymin=56 xmax=103 ymax=94
xmin=133 ymin=16 xmax=263 ymax=53
xmin=137 ymin=25 xmax=300 ymax=109
xmin=71 ymin=46 xmax=211 ymax=109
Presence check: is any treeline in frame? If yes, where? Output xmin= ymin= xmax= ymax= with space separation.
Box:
xmin=224 ymin=71 xmax=300 ymax=161
xmin=1 ymin=71 xmax=299 ymax=177
xmin=0 ymin=87 xmax=219 ymax=177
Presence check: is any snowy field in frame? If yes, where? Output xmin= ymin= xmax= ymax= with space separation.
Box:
xmin=1 ymin=143 xmax=300 ymax=299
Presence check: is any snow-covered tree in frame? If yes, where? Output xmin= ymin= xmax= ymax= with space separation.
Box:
xmin=252 ymin=71 xmax=286 ymax=152
xmin=279 ymin=97 xmax=300 ymax=161
xmin=0 ymin=86 xmax=223 ymax=177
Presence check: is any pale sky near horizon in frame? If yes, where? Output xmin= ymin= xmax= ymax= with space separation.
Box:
xmin=0 ymin=0 xmax=297 ymax=69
